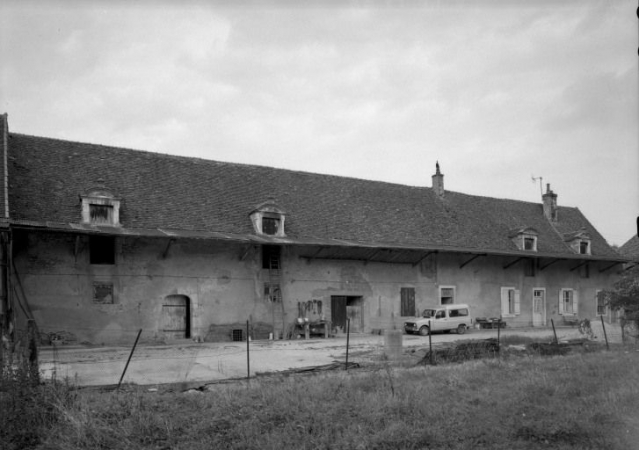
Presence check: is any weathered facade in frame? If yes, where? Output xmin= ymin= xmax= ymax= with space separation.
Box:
xmin=0 ymin=114 xmax=627 ymax=345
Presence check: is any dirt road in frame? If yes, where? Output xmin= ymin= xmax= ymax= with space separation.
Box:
xmin=38 ymin=326 xmax=601 ymax=387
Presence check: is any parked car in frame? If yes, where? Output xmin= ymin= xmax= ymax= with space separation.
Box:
xmin=404 ymin=304 xmax=472 ymax=336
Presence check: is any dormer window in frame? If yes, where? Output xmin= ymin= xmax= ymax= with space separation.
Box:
xmin=564 ymin=229 xmax=591 ymax=255
xmin=579 ymin=241 xmax=590 ymax=255
xmin=523 ymin=237 xmax=536 ymax=251
xmin=80 ymin=187 xmax=121 ymax=226
xmin=90 ymin=204 xmax=114 ymax=225
xmin=250 ymin=198 xmax=286 ymax=237
xmin=509 ymin=227 xmax=538 ymax=252
xmin=262 ymin=217 xmax=280 ymax=235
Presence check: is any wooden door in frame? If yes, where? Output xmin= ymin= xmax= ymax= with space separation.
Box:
xmin=162 ymin=295 xmax=190 ymax=338
xmin=346 ymin=305 xmax=363 ymax=332
xmin=532 ymin=289 xmax=545 ymax=327
xmin=331 ymin=296 xmax=347 ymax=331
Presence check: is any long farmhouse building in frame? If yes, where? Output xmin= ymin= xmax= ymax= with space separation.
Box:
xmin=0 ymin=114 xmax=626 ymax=345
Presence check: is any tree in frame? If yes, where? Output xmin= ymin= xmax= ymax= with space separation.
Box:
xmin=598 ymin=264 xmax=639 ymax=319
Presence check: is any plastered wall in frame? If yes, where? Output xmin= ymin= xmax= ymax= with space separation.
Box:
xmin=14 ymin=231 xmax=618 ymax=344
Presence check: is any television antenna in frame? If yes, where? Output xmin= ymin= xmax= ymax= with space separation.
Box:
xmin=531 ymin=175 xmax=543 ymax=197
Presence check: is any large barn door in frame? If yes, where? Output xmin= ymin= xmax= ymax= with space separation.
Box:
xmin=162 ymin=295 xmax=191 ymax=339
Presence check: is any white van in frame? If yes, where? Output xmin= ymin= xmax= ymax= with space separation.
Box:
xmin=404 ymin=304 xmax=472 ymax=336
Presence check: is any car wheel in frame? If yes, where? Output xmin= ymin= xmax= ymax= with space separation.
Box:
xmin=419 ymin=326 xmax=430 ymax=336
xmin=457 ymin=324 xmax=467 ymax=335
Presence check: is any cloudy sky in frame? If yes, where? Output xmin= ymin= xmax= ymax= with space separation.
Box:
xmin=1 ymin=0 xmax=637 ymax=246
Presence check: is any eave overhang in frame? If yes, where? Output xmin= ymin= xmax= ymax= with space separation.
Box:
xmin=8 ymin=219 xmax=629 ymax=266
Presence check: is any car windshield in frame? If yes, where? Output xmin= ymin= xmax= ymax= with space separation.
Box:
xmin=422 ymin=309 xmax=436 ymax=318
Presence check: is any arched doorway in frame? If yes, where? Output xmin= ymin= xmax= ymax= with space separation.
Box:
xmin=162 ymin=295 xmax=191 ymax=339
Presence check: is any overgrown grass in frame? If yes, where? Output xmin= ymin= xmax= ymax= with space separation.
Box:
xmin=0 ymin=354 xmax=77 ymax=450
xmin=3 ymin=350 xmax=639 ymax=449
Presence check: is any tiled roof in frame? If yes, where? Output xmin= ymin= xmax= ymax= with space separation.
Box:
xmin=6 ymin=133 xmax=621 ymax=260
xmin=620 ymin=236 xmax=639 ymax=261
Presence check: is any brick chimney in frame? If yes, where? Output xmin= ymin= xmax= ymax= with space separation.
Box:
xmin=542 ymin=183 xmax=558 ymax=222
xmin=432 ymin=161 xmax=444 ymax=198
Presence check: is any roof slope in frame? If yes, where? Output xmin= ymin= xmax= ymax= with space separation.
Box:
xmin=620 ymin=236 xmax=639 ymax=261
xmin=7 ymin=133 xmax=619 ymax=259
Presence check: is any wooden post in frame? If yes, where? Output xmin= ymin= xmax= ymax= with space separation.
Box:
xmin=551 ymin=318 xmax=558 ymax=344
xmin=345 ymin=318 xmax=350 ymax=370
xmin=600 ymin=315 xmax=609 ymax=350
xmin=497 ymin=315 xmax=502 ymax=352
xmin=27 ymin=319 xmax=39 ymax=384
xmin=118 ymin=329 xmax=142 ymax=389
xmin=246 ymin=320 xmax=250 ymax=380
xmin=428 ymin=319 xmax=433 ymax=365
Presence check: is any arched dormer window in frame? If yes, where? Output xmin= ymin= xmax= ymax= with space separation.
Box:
xmin=564 ymin=229 xmax=591 ymax=255
xmin=250 ymin=198 xmax=286 ymax=237
xmin=80 ymin=187 xmax=121 ymax=226
xmin=508 ymin=227 xmax=539 ymax=252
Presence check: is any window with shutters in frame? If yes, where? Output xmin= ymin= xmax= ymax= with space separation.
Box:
xmin=439 ymin=286 xmax=455 ymax=305
xmin=501 ymin=287 xmax=520 ymax=317
xmin=559 ymin=289 xmax=577 ymax=315
xmin=400 ymin=287 xmax=416 ymax=316
xmin=596 ymin=290 xmax=606 ymax=316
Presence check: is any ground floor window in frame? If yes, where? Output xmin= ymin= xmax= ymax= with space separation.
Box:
xmin=440 ymin=286 xmax=455 ymax=305
xmin=501 ymin=287 xmax=520 ymax=317
xmin=596 ymin=290 xmax=606 ymax=316
xmin=559 ymin=289 xmax=578 ymax=315
xmin=400 ymin=287 xmax=416 ymax=316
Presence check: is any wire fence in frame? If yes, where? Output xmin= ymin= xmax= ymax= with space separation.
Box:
xmin=4 ymin=315 xmax=638 ymax=390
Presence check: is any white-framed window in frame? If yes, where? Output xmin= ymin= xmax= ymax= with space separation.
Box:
xmin=81 ymin=188 xmax=121 ymax=226
xmin=250 ymin=198 xmax=286 ymax=237
xmin=439 ymin=286 xmax=455 ymax=305
xmin=559 ymin=288 xmax=578 ymax=315
xmin=509 ymin=228 xmax=538 ymax=252
xmin=501 ymin=287 xmax=520 ymax=317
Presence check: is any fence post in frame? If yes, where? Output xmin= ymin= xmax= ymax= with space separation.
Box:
xmin=118 ymin=329 xmax=142 ymax=390
xmin=428 ymin=319 xmax=433 ymax=365
xmin=345 ymin=318 xmax=350 ymax=370
xmin=621 ymin=317 xmax=625 ymax=345
xmin=27 ymin=319 xmax=39 ymax=384
xmin=551 ymin=318 xmax=558 ymax=344
xmin=600 ymin=315 xmax=609 ymax=350
xmin=246 ymin=320 xmax=250 ymax=381
xmin=497 ymin=315 xmax=502 ymax=353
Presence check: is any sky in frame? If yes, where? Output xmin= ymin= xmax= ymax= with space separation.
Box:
xmin=1 ymin=0 xmax=637 ymax=246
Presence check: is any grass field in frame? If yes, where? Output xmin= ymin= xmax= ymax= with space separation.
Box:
xmin=3 ymin=346 xmax=639 ymax=449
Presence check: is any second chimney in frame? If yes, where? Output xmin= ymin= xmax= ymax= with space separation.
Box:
xmin=542 ymin=183 xmax=558 ymax=222
xmin=432 ymin=162 xmax=444 ymax=198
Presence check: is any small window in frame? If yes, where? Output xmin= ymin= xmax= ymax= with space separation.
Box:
xmin=262 ymin=245 xmax=281 ymax=269
xmin=449 ymin=308 xmax=468 ymax=318
xmin=440 ymin=287 xmax=455 ymax=305
xmin=262 ymin=217 xmax=280 ymax=235
xmin=93 ymin=283 xmax=114 ymax=304
xmin=524 ymin=237 xmax=536 ymax=251
xmin=90 ymin=236 xmax=115 ymax=265
xmin=90 ymin=204 xmax=114 ymax=225
xmin=579 ymin=241 xmax=590 ymax=255
xmin=524 ymin=259 xmax=536 ymax=277
xmin=400 ymin=287 xmax=416 ymax=316
xmin=435 ymin=310 xmax=446 ymax=319
xmin=264 ymin=282 xmax=281 ymax=302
